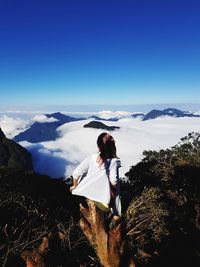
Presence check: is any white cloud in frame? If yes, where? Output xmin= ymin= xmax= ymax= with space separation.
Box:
xmin=97 ymin=110 xmax=132 ymax=119
xmin=19 ymin=116 xmax=200 ymax=179
xmin=32 ymin=114 xmax=58 ymax=123
xmin=0 ymin=115 xmax=30 ymax=138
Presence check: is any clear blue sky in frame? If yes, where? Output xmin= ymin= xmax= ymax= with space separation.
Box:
xmin=0 ymin=0 xmax=200 ymax=106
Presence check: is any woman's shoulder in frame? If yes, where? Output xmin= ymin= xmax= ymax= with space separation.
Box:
xmin=80 ymin=153 xmax=97 ymax=165
xmin=89 ymin=153 xmax=100 ymax=163
xmin=91 ymin=152 xmax=99 ymax=159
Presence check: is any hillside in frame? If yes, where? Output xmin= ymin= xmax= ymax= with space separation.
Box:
xmin=125 ymin=132 xmax=200 ymax=266
xmin=0 ymin=128 xmax=32 ymax=170
xmin=0 ymin=130 xmax=200 ymax=266
xmin=0 ymin=169 xmax=95 ymax=267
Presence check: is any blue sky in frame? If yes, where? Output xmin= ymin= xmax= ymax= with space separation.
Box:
xmin=0 ymin=0 xmax=200 ymax=106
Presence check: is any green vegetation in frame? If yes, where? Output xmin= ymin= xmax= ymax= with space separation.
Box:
xmin=125 ymin=132 xmax=200 ymax=266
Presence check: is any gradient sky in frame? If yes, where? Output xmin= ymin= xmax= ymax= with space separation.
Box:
xmin=0 ymin=0 xmax=200 ymax=106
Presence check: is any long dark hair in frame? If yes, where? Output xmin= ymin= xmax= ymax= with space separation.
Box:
xmin=97 ymin=132 xmax=117 ymax=162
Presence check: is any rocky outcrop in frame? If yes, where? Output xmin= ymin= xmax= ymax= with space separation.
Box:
xmin=0 ymin=128 xmax=33 ymax=170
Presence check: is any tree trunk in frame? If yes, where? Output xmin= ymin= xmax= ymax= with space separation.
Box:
xmin=79 ymin=200 xmax=135 ymax=267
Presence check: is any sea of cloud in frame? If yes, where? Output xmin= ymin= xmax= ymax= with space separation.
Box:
xmin=20 ymin=116 xmax=200 ymax=178
xmin=0 ymin=115 xmax=30 ymax=138
xmin=1 ymin=111 xmax=200 ymax=178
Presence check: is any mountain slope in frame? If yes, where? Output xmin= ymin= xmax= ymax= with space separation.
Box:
xmin=0 ymin=128 xmax=33 ymax=170
xmin=0 ymin=168 xmax=90 ymax=267
xmin=1 ymin=132 xmax=200 ymax=266
xmin=13 ymin=121 xmax=63 ymax=143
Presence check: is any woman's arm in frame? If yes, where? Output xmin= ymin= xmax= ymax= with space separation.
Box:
xmin=70 ymin=155 xmax=91 ymax=192
xmin=72 ymin=155 xmax=91 ymax=179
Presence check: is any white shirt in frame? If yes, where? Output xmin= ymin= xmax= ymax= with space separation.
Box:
xmin=72 ymin=153 xmax=121 ymax=215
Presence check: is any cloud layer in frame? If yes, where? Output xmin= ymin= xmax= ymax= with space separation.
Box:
xmin=1 ymin=112 xmax=200 ymax=178
xmin=19 ymin=116 xmax=200 ymax=178
xmin=97 ymin=110 xmax=132 ymax=119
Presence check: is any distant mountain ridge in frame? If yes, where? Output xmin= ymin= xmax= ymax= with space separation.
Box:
xmin=13 ymin=112 xmax=84 ymax=143
xmin=11 ymin=108 xmax=200 ymax=144
xmin=142 ymin=108 xmax=200 ymax=121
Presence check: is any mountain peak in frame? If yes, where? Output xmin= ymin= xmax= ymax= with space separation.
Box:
xmin=46 ymin=112 xmax=72 ymax=120
xmin=46 ymin=112 xmax=84 ymax=123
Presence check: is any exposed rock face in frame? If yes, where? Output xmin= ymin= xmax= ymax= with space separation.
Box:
xmin=0 ymin=128 xmax=33 ymax=170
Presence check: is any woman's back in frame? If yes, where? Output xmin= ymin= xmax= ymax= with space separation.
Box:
xmin=71 ymin=133 xmax=121 ymax=216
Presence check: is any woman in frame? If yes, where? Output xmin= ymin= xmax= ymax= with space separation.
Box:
xmin=70 ymin=132 xmax=121 ymax=220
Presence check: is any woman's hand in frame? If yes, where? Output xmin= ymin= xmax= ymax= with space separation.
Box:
xmin=70 ymin=185 xmax=76 ymax=192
